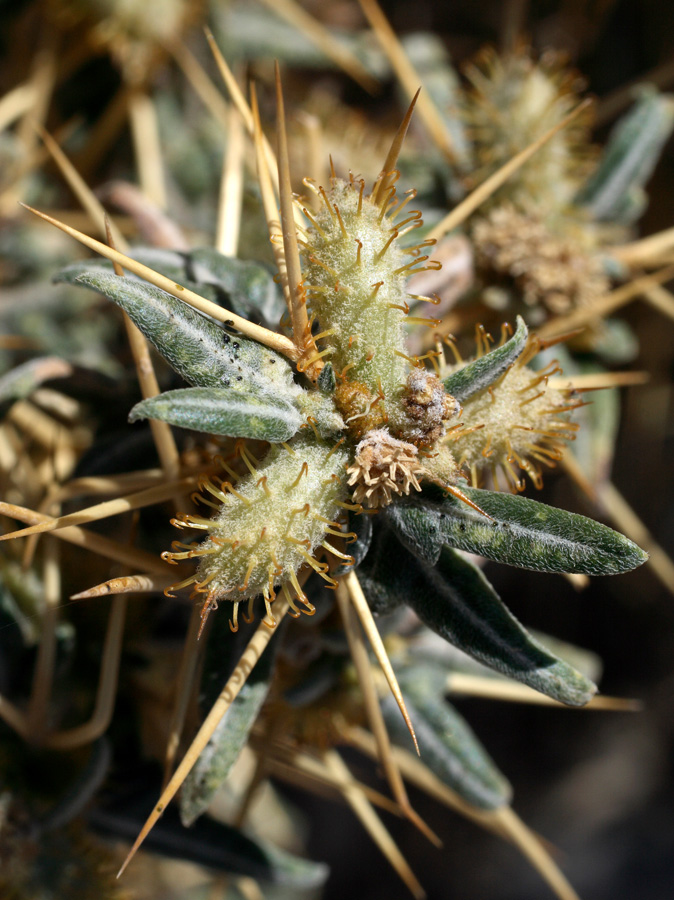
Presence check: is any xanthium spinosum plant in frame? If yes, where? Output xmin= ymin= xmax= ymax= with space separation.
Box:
xmin=28 ymin=79 xmax=648 ymax=893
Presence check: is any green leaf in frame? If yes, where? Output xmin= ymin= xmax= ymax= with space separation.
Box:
xmin=406 ymin=547 xmax=596 ymax=705
xmin=68 ymin=269 xmax=296 ymax=396
xmin=57 ymin=247 xmax=286 ymax=328
xmin=119 ymin=804 xmax=328 ymax=888
xmin=442 ymin=316 xmax=528 ymax=402
xmin=356 ymin=527 xmax=409 ymax=613
xmin=180 ymin=674 xmax=274 ymax=828
xmin=188 ymin=247 xmax=286 ymax=327
xmin=180 ymin=615 xmax=278 ymax=828
xmin=384 ymin=484 xmax=648 ymax=575
xmin=129 ymin=386 xmax=303 ymax=441
xmin=317 ymin=361 xmax=336 ymax=394
xmin=576 ymin=90 xmax=674 ymax=222
xmin=56 ymin=249 xmax=187 ymax=288
xmin=360 ymin=534 xmax=596 ymax=705
xmin=0 ymin=357 xmax=72 ymax=403
xmin=382 ymin=688 xmax=511 ymax=809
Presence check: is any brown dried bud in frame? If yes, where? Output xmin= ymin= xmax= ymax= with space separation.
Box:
xmin=346 ymin=429 xmax=425 ymax=509
xmin=401 ymin=369 xmax=460 ymax=446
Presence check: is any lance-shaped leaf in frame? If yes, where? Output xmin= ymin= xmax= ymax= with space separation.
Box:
xmin=58 ymin=247 xmax=286 ymax=328
xmin=576 ymin=90 xmax=674 ymax=222
xmin=383 ymin=483 xmax=648 ymax=575
xmin=129 ymin=386 xmax=303 ymax=441
xmin=56 ymin=250 xmax=187 ymax=289
xmin=188 ymin=247 xmax=286 ymax=328
xmin=93 ymin=795 xmax=327 ymax=887
xmin=406 ymin=547 xmax=596 ymax=705
xmin=442 ymin=316 xmax=527 ymax=402
xmin=360 ymin=532 xmax=596 ymax=705
xmin=180 ymin=614 xmax=279 ymax=828
xmin=356 ymin=526 xmax=408 ymax=614
xmin=382 ymin=686 xmax=511 ymax=810
xmin=67 ymin=270 xmax=297 ymax=397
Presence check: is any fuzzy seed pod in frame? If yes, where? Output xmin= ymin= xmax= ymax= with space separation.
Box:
xmin=166 ymin=436 xmax=350 ymax=628
xmin=462 ymin=46 xmax=595 ymax=213
xmin=446 ymin=337 xmax=581 ymax=490
xmin=302 ymin=176 xmax=441 ymax=440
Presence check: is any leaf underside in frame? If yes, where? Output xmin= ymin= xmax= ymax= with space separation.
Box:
xmin=382 ymin=686 xmax=512 ymax=810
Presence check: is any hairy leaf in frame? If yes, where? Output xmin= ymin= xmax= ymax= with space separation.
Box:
xmin=69 ymin=270 xmax=297 ymax=395
xmin=58 ymin=247 xmax=286 ymax=327
xmin=317 ymin=361 xmax=336 ymax=394
xmin=180 ymin=668 xmax=274 ymax=828
xmin=384 ymin=484 xmax=648 ymax=575
xmin=129 ymin=386 xmax=303 ymax=441
xmin=93 ymin=797 xmax=327 ymax=887
xmin=576 ymin=90 xmax=674 ymax=222
xmin=382 ymin=688 xmax=511 ymax=809
xmin=356 ymin=526 xmax=409 ymax=613
xmin=407 ymin=547 xmax=596 ymax=705
xmin=442 ymin=316 xmax=528 ymax=402
xmin=188 ymin=247 xmax=286 ymax=327
xmin=361 ymin=533 xmax=596 ymax=704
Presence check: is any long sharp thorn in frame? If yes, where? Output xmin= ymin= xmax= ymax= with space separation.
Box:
xmin=0 ymin=501 xmax=170 ymax=575
xmin=256 ymin=0 xmax=378 ymax=93
xmin=428 ymin=99 xmax=592 ymax=242
xmin=336 ymin=582 xmax=440 ymax=846
xmin=323 ymin=749 xmax=426 ymax=900
xmin=19 ymin=203 xmax=298 ymax=360
xmin=446 ymin=674 xmax=643 ymax=711
xmin=0 ymin=476 xmax=197 ymax=542
xmin=251 ymin=83 xmax=289 ymax=316
xmin=537 ymin=262 xmax=674 ymax=340
xmin=372 ymin=87 xmax=420 ymax=207
xmin=492 ymin=806 xmax=582 ymax=900
xmin=344 ymin=571 xmax=419 ymax=755
xmin=116 ymin=594 xmax=289 ymax=878
xmin=35 ymin=123 xmax=127 ymax=250
xmin=275 ymin=63 xmax=310 ymax=354
xmin=359 ymin=0 xmax=455 ymax=164
xmin=162 ymin=603 xmax=203 ymax=788
xmin=70 ymin=574 xmax=174 ymax=600
xmin=204 ymin=28 xmax=279 ymax=189
xmin=104 ymin=215 xmax=181 ymax=481
xmin=443 ymin=483 xmax=494 ymax=520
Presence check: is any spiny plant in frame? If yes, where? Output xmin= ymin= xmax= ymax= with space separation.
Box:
xmin=459 ymin=46 xmax=674 ymax=328
xmin=5 ymin=58 xmax=649 ymax=898
xmin=358 ymin=10 xmax=674 ymax=349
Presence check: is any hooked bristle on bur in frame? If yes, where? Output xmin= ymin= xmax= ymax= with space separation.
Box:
xmin=164 ymin=436 xmax=350 ymax=631
xmin=445 ymin=333 xmax=582 ymax=490
xmin=9 ymin=25 xmax=656 ymax=900
xmin=302 ymin=169 xmax=457 ymax=445
xmin=462 ymin=45 xmax=596 ymax=212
